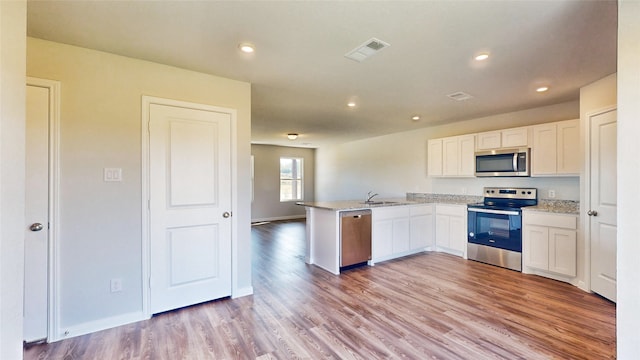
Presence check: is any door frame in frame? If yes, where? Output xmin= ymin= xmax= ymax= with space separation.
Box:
xmin=582 ymin=105 xmax=617 ymax=295
xmin=141 ymin=96 xmax=238 ymax=318
xmin=25 ymin=77 xmax=61 ymax=342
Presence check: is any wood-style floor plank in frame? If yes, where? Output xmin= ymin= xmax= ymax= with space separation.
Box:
xmin=25 ymin=219 xmax=616 ymax=359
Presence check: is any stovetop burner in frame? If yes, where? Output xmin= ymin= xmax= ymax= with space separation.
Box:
xmin=468 ymin=187 xmax=538 ymax=210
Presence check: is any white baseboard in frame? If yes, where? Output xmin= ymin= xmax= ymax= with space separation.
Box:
xmin=53 ymin=311 xmax=147 ymax=342
xmin=251 ymin=215 xmax=306 ymax=223
xmin=232 ymin=286 xmax=254 ymax=299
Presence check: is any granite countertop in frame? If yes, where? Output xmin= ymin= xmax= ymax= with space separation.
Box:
xmin=297 ymin=193 xmax=484 ymax=211
xmin=522 ymin=200 xmax=580 ymax=215
xmin=299 ymin=193 xmax=580 ymax=215
xmin=296 ymin=198 xmax=420 ymax=211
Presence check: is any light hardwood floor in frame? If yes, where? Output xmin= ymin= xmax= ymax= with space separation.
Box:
xmin=25 ymin=219 xmax=615 ymax=359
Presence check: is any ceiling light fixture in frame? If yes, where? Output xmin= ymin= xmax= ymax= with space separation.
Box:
xmin=287 ymin=133 xmax=298 ymax=140
xmin=536 ymin=86 xmax=549 ymax=92
xmin=412 ymin=115 xmax=421 ymax=121
xmin=238 ymin=43 xmax=255 ymax=53
xmin=474 ymin=53 xmax=490 ymax=61
xmin=347 ymin=102 xmax=356 ymax=108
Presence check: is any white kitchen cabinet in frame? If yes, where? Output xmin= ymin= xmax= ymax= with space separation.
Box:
xmin=438 ymin=134 xmax=475 ymax=177
xmin=372 ymin=204 xmax=434 ymax=264
xmin=427 ymin=138 xmax=443 ymax=176
xmin=476 ymin=127 xmax=529 ymax=150
xmin=410 ymin=204 xmax=434 ymax=250
xmin=531 ymin=119 xmax=579 ymax=176
xmin=434 ymin=204 xmax=466 ymax=257
xmin=372 ymin=206 xmax=410 ymax=262
xmin=523 ymin=211 xmax=577 ymax=278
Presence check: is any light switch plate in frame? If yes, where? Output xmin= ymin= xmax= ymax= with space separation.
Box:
xmin=104 ymin=168 xmax=122 ymax=182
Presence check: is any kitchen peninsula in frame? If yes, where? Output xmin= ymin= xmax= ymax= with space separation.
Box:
xmin=298 ymin=194 xmax=481 ymax=274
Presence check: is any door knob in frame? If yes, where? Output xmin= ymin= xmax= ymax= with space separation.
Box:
xmin=223 ymin=212 xmax=231 ymax=218
xmin=587 ymin=210 xmax=598 ymax=216
xmin=30 ymin=223 xmax=44 ymax=232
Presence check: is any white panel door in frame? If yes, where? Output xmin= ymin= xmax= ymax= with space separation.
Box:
xmin=149 ymin=103 xmax=232 ymax=314
xmin=24 ymin=84 xmax=50 ymax=342
xmin=589 ymin=109 xmax=617 ymax=302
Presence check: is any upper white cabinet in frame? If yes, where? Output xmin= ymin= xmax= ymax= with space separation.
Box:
xmin=476 ymin=127 xmax=529 ymax=150
xmin=531 ymin=119 xmax=580 ymax=176
xmin=427 ymin=138 xmax=443 ymax=176
xmin=429 ymin=134 xmax=475 ymax=177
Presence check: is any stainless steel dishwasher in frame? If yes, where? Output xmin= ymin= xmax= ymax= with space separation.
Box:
xmin=340 ymin=210 xmax=372 ymax=267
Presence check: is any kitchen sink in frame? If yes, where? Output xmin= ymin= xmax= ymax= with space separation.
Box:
xmin=361 ymin=201 xmax=399 ymax=206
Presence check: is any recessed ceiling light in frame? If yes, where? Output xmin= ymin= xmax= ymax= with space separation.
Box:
xmin=474 ymin=53 xmax=490 ymax=61
xmin=238 ymin=43 xmax=255 ymax=53
xmin=287 ymin=133 xmax=298 ymax=140
xmin=412 ymin=115 xmax=421 ymax=121
xmin=536 ymin=86 xmax=549 ymax=93
xmin=347 ymin=102 xmax=356 ymax=108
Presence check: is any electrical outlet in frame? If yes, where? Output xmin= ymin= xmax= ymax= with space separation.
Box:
xmin=548 ymin=190 xmax=556 ymax=198
xmin=110 ymin=278 xmax=123 ymax=293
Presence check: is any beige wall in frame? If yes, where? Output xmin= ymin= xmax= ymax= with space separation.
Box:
xmin=27 ymin=37 xmax=252 ymax=339
xmin=251 ymin=144 xmax=314 ymax=222
xmin=1 ymin=2 xmax=26 ymax=358
xmin=315 ymin=101 xmax=580 ymax=202
xmin=617 ymin=1 xmax=640 ymax=357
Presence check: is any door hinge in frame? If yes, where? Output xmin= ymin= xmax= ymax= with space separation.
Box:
xmin=148 ymin=276 xmax=152 ymax=289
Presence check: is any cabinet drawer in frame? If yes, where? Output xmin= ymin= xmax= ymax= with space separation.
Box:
xmin=410 ymin=204 xmax=434 ymax=216
xmin=435 ymin=204 xmax=466 ymax=216
xmin=372 ymin=206 xmax=410 ymax=221
xmin=524 ymin=212 xmax=577 ymax=229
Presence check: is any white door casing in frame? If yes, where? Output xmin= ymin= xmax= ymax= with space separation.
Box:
xmin=588 ymin=108 xmax=617 ymax=302
xmin=24 ymin=78 xmax=60 ymax=342
xmin=145 ymin=99 xmax=233 ymax=314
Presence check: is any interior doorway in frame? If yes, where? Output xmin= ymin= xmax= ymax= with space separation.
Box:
xmin=24 ymin=78 xmax=60 ymax=343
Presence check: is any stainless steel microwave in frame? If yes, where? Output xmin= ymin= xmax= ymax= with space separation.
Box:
xmin=474 ymin=148 xmax=530 ymax=177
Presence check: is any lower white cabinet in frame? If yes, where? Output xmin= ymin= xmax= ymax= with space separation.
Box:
xmin=523 ymin=211 xmax=577 ymax=278
xmin=434 ymin=204 xmax=467 ymax=257
xmin=372 ymin=204 xmax=433 ymax=263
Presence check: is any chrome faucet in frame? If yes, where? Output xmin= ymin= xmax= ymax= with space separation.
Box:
xmin=366 ymin=191 xmax=379 ymax=203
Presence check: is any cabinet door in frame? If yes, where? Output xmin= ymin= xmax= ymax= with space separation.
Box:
xmin=532 ymin=123 xmax=557 ymax=175
xmin=435 ymin=214 xmax=451 ymax=249
xmin=442 ymin=137 xmax=459 ymax=176
xmin=549 ymin=228 xmax=577 ymax=276
xmin=524 ymin=224 xmax=549 ymax=270
xmin=393 ymin=218 xmax=411 ymax=253
xmin=458 ymin=135 xmax=476 ymax=176
xmin=557 ymin=119 xmax=580 ymax=174
xmin=410 ymin=213 xmax=434 ymax=250
xmin=502 ymin=127 xmax=529 ymax=147
xmin=476 ymin=131 xmax=501 ymax=150
xmin=448 ymin=214 xmax=467 ymax=254
xmin=372 ymin=219 xmax=393 ymax=259
xmin=427 ymin=139 xmax=443 ymax=177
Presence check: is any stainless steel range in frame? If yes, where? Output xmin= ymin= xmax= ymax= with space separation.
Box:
xmin=467 ymin=187 xmax=537 ymax=271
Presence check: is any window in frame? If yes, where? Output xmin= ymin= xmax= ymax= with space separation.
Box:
xmin=280 ymin=157 xmax=303 ymax=201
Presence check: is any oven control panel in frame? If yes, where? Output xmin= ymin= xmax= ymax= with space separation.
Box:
xmin=483 ymin=187 xmax=536 ymax=200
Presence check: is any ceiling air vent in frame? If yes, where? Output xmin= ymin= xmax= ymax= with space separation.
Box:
xmin=345 ymin=37 xmax=391 ymax=62
xmin=447 ymin=91 xmax=474 ymax=101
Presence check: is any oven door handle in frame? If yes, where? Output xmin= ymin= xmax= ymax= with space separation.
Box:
xmin=468 ymin=208 xmax=520 ymax=216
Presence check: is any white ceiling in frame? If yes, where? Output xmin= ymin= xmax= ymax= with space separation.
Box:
xmin=26 ymin=0 xmax=617 ymax=148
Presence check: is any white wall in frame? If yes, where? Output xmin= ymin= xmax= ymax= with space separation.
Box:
xmin=0 ymin=1 xmax=26 ymax=359
xmin=316 ymin=101 xmax=580 ymax=201
xmin=251 ymin=144 xmax=314 ymax=221
xmin=27 ymin=38 xmax=252 ymax=339
xmin=617 ymin=1 xmax=640 ymax=357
